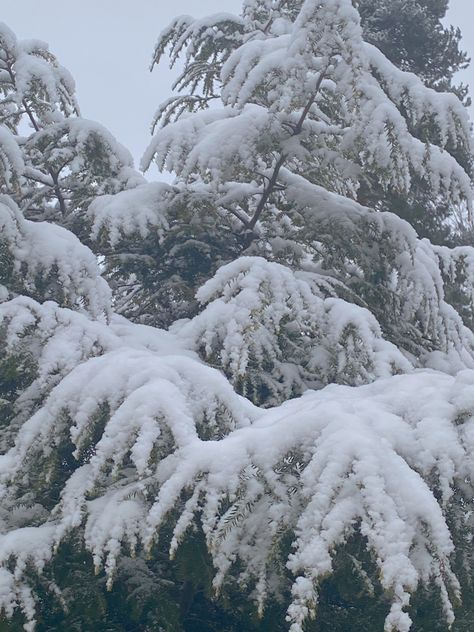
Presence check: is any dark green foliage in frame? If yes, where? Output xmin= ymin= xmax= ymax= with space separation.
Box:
xmin=439 ymin=252 xmax=474 ymax=331
xmin=102 ymin=200 xmax=244 ymax=328
xmin=3 ymin=527 xmax=471 ymax=632
xmin=0 ymin=345 xmax=36 ymax=444
xmin=356 ymin=0 xmax=472 ymax=245
xmin=357 ymin=0 xmax=469 ymax=99
xmin=0 ymin=353 xmax=35 ymax=405
xmin=0 ymin=531 xmax=283 ymax=632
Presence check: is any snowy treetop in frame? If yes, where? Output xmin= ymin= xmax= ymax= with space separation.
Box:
xmin=144 ymin=0 xmax=473 ymax=222
xmin=0 ymin=22 xmax=78 ymax=126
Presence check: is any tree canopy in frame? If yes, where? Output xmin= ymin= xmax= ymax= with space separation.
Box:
xmin=1 ymin=1 xmax=474 ymax=631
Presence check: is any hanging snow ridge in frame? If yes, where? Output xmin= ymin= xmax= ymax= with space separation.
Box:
xmin=0 ymin=196 xmax=111 ymax=317
xmin=2 ymin=353 xmax=474 ymax=631
xmin=88 ymin=182 xmax=173 ymax=246
xmin=174 ymin=256 xmax=411 ymax=405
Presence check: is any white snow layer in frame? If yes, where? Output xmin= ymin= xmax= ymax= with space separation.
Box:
xmin=2 ymin=1 xmax=474 ymax=631
xmin=0 ymin=196 xmax=111 ymax=317
xmin=1 ymin=300 xmax=474 ymax=632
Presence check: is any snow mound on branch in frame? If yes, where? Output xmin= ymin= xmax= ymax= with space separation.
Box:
xmin=141 ymin=104 xmax=273 ymax=178
xmin=280 ymin=170 xmax=474 ymax=369
xmin=0 ymin=298 xmax=196 ymax=433
xmin=175 ymin=256 xmax=411 ymax=404
xmin=89 ymin=182 xmax=173 ymax=246
xmin=0 ymin=196 xmax=111 ymax=317
xmin=0 ymin=22 xmax=78 ymax=121
xmin=1 ymin=342 xmax=473 ymax=631
xmin=365 ymin=42 xmax=472 ymax=150
xmin=28 ymin=118 xmax=135 ymax=174
xmin=0 ymin=299 xmax=116 ymax=433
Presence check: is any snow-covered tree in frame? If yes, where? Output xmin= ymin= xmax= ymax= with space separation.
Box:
xmin=99 ymin=0 xmax=474 ymax=381
xmin=355 ymin=0 xmax=473 ymax=245
xmin=0 ymin=23 xmax=141 ymax=237
xmin=2 ymin=2 xmax=474 ymax=632
xmin=357 ymin=0 xmax=470 ymax=98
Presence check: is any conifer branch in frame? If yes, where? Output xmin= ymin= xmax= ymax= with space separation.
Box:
xmin=247 ymin=69 xmax=327 ymax=231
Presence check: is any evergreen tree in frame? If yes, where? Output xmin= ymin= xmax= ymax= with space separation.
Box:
xmin=356 ymin=0 xmax=469 ymax=98
xmin=1 ymin=3 xmax=474 ymax=632
xmin=0 ymin=23 xmax=141 ymax=238
xmin=355 ymin=0 xmax=472 ymax=244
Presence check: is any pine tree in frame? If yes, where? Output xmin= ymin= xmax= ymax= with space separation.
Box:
xmin=355 ymin=0 xmax=472 ymax=244
xmin=2 ymin=3 xmax=474 ymax=632
xmin=356 ymin=0 xmax=469 ymax=98
xmin=0 ymin=22 xmax=141 ymax=239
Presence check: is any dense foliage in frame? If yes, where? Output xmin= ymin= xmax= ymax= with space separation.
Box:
xmin=356 ymin=0 xmax=473 ymax=245
xmin=357 ymin=0 xmax=469 ymax=96
xmin=1 ymin=1 xmax=474 ymax=631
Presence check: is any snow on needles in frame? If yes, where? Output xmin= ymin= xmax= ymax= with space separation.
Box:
xmin=2 ymin=1 xmax=474 ymax=631
xmin=1 ymin=312 xmax=474 ymax=632
xmin=0 ymin=196 xmax=111 ymax=317
xmin=174 ymin=256 xmax=411 ymax=405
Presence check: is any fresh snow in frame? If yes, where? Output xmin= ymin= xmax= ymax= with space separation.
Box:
xmin=2 ymin=1 xmax=474 ymax=631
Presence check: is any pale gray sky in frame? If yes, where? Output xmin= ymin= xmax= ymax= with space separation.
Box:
xmin=1 ymin=0 xmax=473 ymax=169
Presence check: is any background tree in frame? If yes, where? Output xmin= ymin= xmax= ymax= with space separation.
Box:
xmin=355 ymin=0 xmax=473 ymax=244
xmin=357 ymin=0 xmax=469 ymax=97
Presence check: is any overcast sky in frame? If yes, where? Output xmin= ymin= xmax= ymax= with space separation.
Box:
xmin=2 ymin=0 xmax=473 ymax=170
